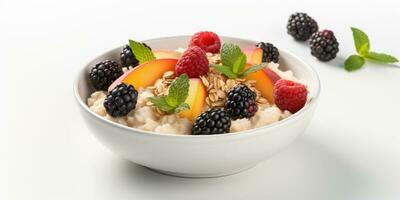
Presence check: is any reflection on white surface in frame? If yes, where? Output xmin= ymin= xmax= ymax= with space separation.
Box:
xmin=88 ymin=136 xmax=391 ymax=200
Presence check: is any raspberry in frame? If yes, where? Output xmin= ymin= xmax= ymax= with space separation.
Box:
xmin=273 ymin=79 xmax=307 ymax=113
xmin=175 ymin=46 xmax=209 ymax=78
xmin=189 ymin=31 xmax=221 ymax=53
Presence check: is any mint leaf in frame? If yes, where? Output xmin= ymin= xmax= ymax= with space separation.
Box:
xmin=232 ymin=54 xmax=247 ymax=74
xmin=351 ymin=27 xmax=370 ymax=55
xmin=210 ymin=64 xmax=238 ymax=78
xmin=365 ymin=52 xmax=398 ymax=63
xmin=214 ymin=43 xmax=251 ymax=78
xmin=148 ymin=74 xmax=190 ymax=114
xmin=241 ymin=63 xmax=267 ymax=77
xmin=148 ymin=96 xmax=175 ymax=112
xmin=344 ymin=55 xmax=365 ymax=71
xmin=220 ymin=43 xmax=244 ymax=67
xmin=128 ymin=40 xmax=156 ymax=64
xmin=167 ymin=74 xmax=189 ymax=106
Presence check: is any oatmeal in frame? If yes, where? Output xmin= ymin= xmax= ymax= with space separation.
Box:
xmin=86 ymin=31 xmax=310 ymax=135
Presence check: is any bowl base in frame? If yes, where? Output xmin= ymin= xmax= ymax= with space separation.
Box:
xmin=146 ymin=165 xmax=257 ymax=178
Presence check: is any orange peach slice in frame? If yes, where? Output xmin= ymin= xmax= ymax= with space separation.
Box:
xmin=153 ymin=50 xmax=181 ymax=59
xmin=179 ymin=78 xmax=207 ymax=121
xmin=243 ymin=47 xmax=263 ymax=64
xmin=108 ymin=58 xmax=178 ymax=91
xmin=243 ymin=64 xmax=281 ymax=103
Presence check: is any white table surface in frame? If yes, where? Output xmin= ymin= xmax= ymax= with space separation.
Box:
xmin=1 ymin=0 xmax=400 ymax=199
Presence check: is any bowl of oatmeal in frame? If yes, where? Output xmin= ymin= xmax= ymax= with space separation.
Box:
xmin=74 ymin=33 xmax=320 ymax=177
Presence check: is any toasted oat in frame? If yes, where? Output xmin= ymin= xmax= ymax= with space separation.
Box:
xmin=153 ymin=72 xmax=176 ymax=96
xmin=148 ymin=53 xmax=270 ymax=110
xmin=207 ymin=53 xmax=221 ymax=64
xmin=257 ymin=97 xmax=269 ymax=104
xmin=216 ymin=90 xmax=226 ymax=98
xmin=163 ymin=71 xmax=174 ymax=79
xmin=200 ymin=76 xmax=209 ymax=87
xmin=201 ymin=67 xmax=269 ymax=108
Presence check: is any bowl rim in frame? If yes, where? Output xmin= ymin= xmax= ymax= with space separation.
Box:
xmin=73 ymin=35 xmax=320 ymax=140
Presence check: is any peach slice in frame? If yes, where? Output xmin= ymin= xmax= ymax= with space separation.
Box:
xmin=243 ymin=47 xmax=263 ymax=64
xmin=108 ymin=58 xmax=178 ymax=91
xmin=243 ymin=64 xmax=281 ymax=103
xmin=179 ymin=78 xmax=207 ymax=121
xmin=153 ymin=50 xmax=181 ymax=59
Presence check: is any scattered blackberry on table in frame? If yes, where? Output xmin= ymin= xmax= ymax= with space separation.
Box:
xmin=224 ymin=85 xmax=258 ymax=120
xmin=256 ymin=42 xmax=280 ymax=63
xmin=89 ymin=60 xmax=122 ymax=90
xmin=104 ymin=83 xmax=138 ymax=117
xmin=191 ymin=109 xmax=231 ymax=135
xmin=287 ymin=12 xmax=319 ymax=41
xmin=120 ymin=43 xmax=152 ymax=68
xmin=309 ymin=30 xmax=339 ymax=61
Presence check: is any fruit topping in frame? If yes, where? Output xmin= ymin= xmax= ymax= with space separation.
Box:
xmin=243 ymin=63 xmax=281 ymax=103
xmin=191 ymin=108 xmax=231 ymax=135
xmin=211 ymin=43 xmax=266 ymax=79
xmin=273 ymin=79 xmax=307 ymax=113
xmin=189 ymin=31 xmax=221 ymax=53
xmin=104 ymin=83 xmax=138 ymax=117
xmin=225 ymin=85 xmax=258 ymax=120
xmin=287 ymin=12 xmax=319 ymax=41
xmin=243 ymin=47 xmax=263 ymax=64
xmin=256 ymin=42 xmax=280 ymax=63
xmin=89 ymin=60 xmax=123 ymax=90
xmin=120 ymin=42 xmax=152 ymax=68
xmin=153 ymin=50 xmax=181 ymax=59
xmin=148 ymin=74 xmax=190 ymax=114
xmin=109 ymin=58 xmax=178 ymax=91
xmin=175 ymin=46 xmax=209 ymax=78
xmin=179 ymin=78 xmax=207 ymax=121
xmin=120 ymin=45 xmax=139 ymax=68
xmin=309 ymin=30 xmax=339 ymax=61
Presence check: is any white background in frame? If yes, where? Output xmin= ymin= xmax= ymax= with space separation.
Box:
xmin=1 ymin=0 xmax=400 ymax=199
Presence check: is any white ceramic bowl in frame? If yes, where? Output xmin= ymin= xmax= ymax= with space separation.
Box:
xmin=74 ymin=36 xmax=320 ymax=178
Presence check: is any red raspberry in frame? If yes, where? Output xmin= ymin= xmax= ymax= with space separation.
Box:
xmin=273 ymin=79 xmax=307 ymax=113
xmin=175 ymin=46 xmax=209 ymax=78
xmin=189 ymin=31 xmax=221 ymax=53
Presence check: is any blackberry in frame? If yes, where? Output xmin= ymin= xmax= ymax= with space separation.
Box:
xmin=120 ymin=45 xmax=139 ymax=68
xmin=191 ymin=109 xmax=231 ymax=135
xmin=287 ymin=12 xmax=319 ymax=41
xmin=104 ymin=83 xmax=138 ymax=117
xmin=120 ymin=43 xmax=152 ymax=68
xmin=89 ymin=60 xmax=122 ymax=90
xmin=225 ymin=85 xmax=258 ymax=120
xmin=309 ymin=30 xmax=339 ymax=61
xmin=256 ymin=42 xmax=280 ymax=63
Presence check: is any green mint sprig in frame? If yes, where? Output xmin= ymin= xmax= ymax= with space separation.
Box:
xmin=344 ymin=27 xmax=398 ymax=71
xmin=128 ymin=40 xmax=156 ymax=64
xmin=148 ymin=74 xmax=190 ymax=113
xmin=211 ymin=43 xmax=267 ymax=78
